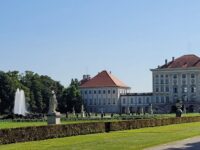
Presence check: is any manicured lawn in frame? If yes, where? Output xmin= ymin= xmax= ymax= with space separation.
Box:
xmin=1 ymin=122 xmax=200 ymax=150
xmin=0 ymin=113 xmax=200 ymax=129
xmin=0 ymin=120 xmax=117 ymax=129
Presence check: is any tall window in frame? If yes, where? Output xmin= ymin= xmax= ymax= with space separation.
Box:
xmin=113 ymin=98 xmax=115 ymax=104
xmin=173 ymin=87 xmax=178 ymax=93
xmin=123 ymin=98 xmax=126 ymax=104
xmin=108 ymin=98 xmax=110 ymax=104
xmin=165 ymin=86 xmax=169 ymax=92
xmin=156 ymin=97 xmax=159 ymax=103
xmin=138 ymin=98 xmax=142 ymax=104
xmin=182 ymin=87 xmax=187 ymax=93
xmin=191 ymin=86 xmax=196 ymax=93
xmin=131 ymin=98 xmax=133 ymax=104
xmin=103 ymin=99 xmax=106 ymax=105
xmin=166 ymin=96 xmax=169 ymax=103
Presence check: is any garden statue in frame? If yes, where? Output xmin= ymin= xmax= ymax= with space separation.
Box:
xmin=176 ymin=100 xmax=183 ymax=117
xmin=148 ymin=104 xmax=153 ymax=115
xmin=72 ymin=107 xmax=76 ymax=116
xmin=47 ymin=90 xmax=61 ymax=125
xmin=48 ymin=90 xmax=58 ymax=114
xmin=81 ymin=105 xmax=85 ymax=118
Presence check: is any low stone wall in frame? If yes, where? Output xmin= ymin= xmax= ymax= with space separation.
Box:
xmin=1 ymin=116 xmax=200 ymax=145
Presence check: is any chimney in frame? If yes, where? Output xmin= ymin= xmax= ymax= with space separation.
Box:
xmin=172 ymin=57 xmax=175 ymax=61
xmin=83 ymin=75 xmax=90 ymax=80
xmin=165 ymin=59 xmax=168 ymax=65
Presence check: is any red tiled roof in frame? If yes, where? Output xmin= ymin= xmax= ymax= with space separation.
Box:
xmin=80 ymin=70 xmax=129 ymax=88
xmin=160 ymin=54 xmax=200 ymax=69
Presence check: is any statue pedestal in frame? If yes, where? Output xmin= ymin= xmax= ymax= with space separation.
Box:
xmin=47 ymin=112 xmax=61 ymax=125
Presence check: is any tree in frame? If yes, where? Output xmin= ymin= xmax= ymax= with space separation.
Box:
xmin=60 ymin=79 xmax=82 ymax=113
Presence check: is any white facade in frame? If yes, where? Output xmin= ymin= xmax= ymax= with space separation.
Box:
xmin=120 ymin=93 xmax=153 ymax=113
xmin=81 ymin=87 xmax=128 ymax=113
xmin=151 ymin=67 xmax=200 ymax=104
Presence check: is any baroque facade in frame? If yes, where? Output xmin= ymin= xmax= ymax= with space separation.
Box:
xmin=80 ymin=54 xmax=200 ymax=113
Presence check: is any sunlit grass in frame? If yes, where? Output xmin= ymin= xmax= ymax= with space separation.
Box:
xmin=0 ymin=113 xmax=200 ymax=129
xmin=1 ymin=122 xmax=200 ymax=150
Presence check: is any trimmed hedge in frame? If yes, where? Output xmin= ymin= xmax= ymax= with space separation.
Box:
xmin=1 ymin=116 xmax=200 ymax=145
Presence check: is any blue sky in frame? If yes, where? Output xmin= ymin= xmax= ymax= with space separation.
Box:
xmin=0 ymin=0 xmax=200 ymax=92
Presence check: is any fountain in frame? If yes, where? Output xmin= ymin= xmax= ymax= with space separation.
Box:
xmin=13 ymin=88 xmax=27 ymax=116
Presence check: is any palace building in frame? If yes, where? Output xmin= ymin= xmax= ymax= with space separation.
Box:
xmin=80 ymin=54 xmax=200 ymax=113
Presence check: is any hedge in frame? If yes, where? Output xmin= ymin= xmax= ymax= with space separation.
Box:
xmin=1 ymin=116 xmax=200 ymax=145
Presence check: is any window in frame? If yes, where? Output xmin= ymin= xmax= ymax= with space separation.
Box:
xmin=160 ymin=79 xmax=164 ymax=84
xmin=84 ymin=99 xmax=88 ymax=105
xmin=182 ymin=80 xmax=186 ymax=85
xmin=166 ymin=96 xmax=169 ymax=103
xmin=165 ymin=75 xmax=168 ymax=78
xmin=131 ymin=98 xmax=133 ymax=104
xmin=161 ymin=97 xmax=164 ymax=103
xmin=173 ymin=87 xmax=178 ymax=93
xmin=191 ymin=87 xmax=196 ymax=93
xmin=182 ymin=74 xmax=186 ymax=78
xmin=94 ymin=99 xmax=96 ymax=105
xmin=108 ymin=98 xmax=110 ymax=104
xmin=94 ymin=90 xmax=96 ymax=94
xmin=103 ymin=90 xmax=106 ymax=94
xmin=173 ymin=80 xmax=177 ymax=85
xmin=156 ymin=86 xmax=159 ymax=92
xmin=89 ymin=90 xmax=91 ymax=94
xmin=165 ymin=79 xmax=169 ymax=84
xmin=138 ymin=98 xmax=142 ymax=104
xmin=85 ymin=91 xmax=87 ymax=94
xmin=108 ymin=90 xmax=110 ymax=94
xmin=161 ymin=86 xmax=164 ymax=92
xmin=182 ymin=87 xmax=187 ymax=93
xmin=123 ymin=98 xmax=126 ymax=104
xmin=191 ymin=74 xmax=195 ymax=78
xmin=99 ymin=99 xmax=101 ymax=105
xmin=90 ymin=99 xmax=92 ymax=105
xmin=98 ymin=90 xmax=101 ymax=94
xmin=156 ymin=97 xmax=159 ymax=103
xmin=113 ymin=98 xmax=115 ymax=104
xmin=146 ymin=97 xmax=149 ymax=104
xmin=103 ymin=99 xmax=106 ymax=105
xmin=113 ymin=90 xmax=116 ymax=94
xmin=173 ymin=74 xmax=177 ymax=79
xmin=165 ymin=86 xmax=169 ymax=92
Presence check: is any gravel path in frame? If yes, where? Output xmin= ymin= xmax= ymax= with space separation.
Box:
xmin=145 ymin=136 xmax=200 ymax=150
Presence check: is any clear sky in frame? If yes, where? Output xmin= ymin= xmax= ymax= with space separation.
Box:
xmin=1 ymin=0 xmax=200 ymax=92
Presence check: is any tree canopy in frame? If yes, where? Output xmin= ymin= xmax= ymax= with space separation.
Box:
xmin=0 ymin=71 xmax=82 ymax=114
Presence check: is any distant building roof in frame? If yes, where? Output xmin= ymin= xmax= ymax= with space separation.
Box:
xmin=159 ymin=54 xmax=200 ymax=69
xmin=80 ymin=70 xmax=129 ymax=88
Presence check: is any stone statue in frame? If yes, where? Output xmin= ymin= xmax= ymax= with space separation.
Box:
xmin=176 ymin=100 xmax=183 ymax=117
xmin=48 ymin=90 xmax=58 ymax=114
xmin=47 ymin=90 xmax=61 ymax=125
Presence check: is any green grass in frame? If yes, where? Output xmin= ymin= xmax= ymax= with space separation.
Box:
xmin=0 ymin=120 xmax=118 ymax=129
xmin=1 ymin=122 xmax=200 ymax=150
xmin=1 ymin=113 xmax=200 ymax=129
